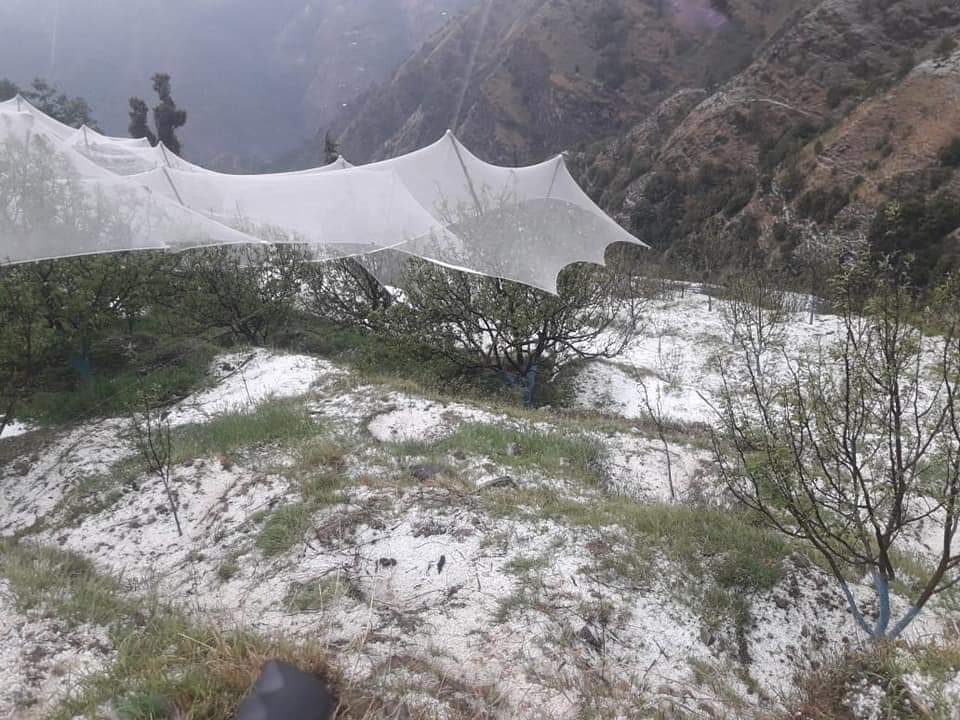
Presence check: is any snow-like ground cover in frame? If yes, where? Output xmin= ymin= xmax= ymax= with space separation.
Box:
xmin=0 ymin=288 xmax=957 ymax=719
xmin=166 ymin=348 xmax=340 ymax=426
xmin=0 ymin=419 xmax=33 ymax=440
xmin=0 ymin=579 xmax=112 ymax=719
xmin=572 ymin=285 xmax=840 ymax=427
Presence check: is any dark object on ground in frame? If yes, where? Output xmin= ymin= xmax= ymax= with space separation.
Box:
xmin=482 ymin=475 xmax=518 ymax=490
xmin=236 ymin=660 xmax=335 ymax=720
xmin=410 ymin=463 xmax=444 ymax=481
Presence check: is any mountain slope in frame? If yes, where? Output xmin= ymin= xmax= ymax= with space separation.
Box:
xmin=332 ymin=0 xmax=960 ymax=284
xmin=334 ymin=0 xmax=809 ymax=164
xmin=578 ymin=0 xmax=960 ymax=279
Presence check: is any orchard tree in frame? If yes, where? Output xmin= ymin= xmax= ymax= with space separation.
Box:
xmin=385 ymin=258 xmax=642 ymax=404
xmin=302 ymin=255 xmax=394 ymax=331
xmin=714 ymin=256 xmax=960 ymax=640
xmin=174 ymin=244 xmax=310 ymax=345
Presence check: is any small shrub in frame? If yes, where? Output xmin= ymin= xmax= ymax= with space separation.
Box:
xmin=936 ymin=34 xmax=958 ymax=58
xmin=938 ymin=136 xmax=960 ymax=168
xmin=217 ymin=557 xmax=240 ymax=582
xmin=825 ymin=84 xmax=852 ymax=109
xmin=797 ymin=185 xmax=850 ymax=224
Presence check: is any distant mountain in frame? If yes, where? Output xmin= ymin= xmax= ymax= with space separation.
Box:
xmin=0 ymin=0 xmax=474 ymax=167
xmin=332 ymin=0 xmax=809 ymax=164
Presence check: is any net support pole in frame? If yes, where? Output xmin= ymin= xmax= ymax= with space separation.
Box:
xmin=546 ymin=156 xmax=564 ymax=200
xmin=161 ymin=167 xmax=185 ymax=206
xmin=448 ymin=132 xmax=483 ymax=215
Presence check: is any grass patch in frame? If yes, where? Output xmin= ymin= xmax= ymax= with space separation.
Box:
xmin=64 ymin=609 xmax=343 ymax=720
xmin=0 ymin=540 xmax=388 ymax=720
xmin=485 ymin=486 xmax=789 ymax=638
xmin=173 ymin=398 xmax=319 ymax=465
xmin=217 ymin=555 xmax=241 ymax=582
xmin=255 ymin=503 xmax=312 ymax=557
xmin=251 ymin=430 xmax=353 ymax=558
xmin=783 ymin=643 xmax=960 ymax=720
xmin=36 ymin=399 xmax=327 ymax=535
xmin=284 ymin=575 xmax=347 ymax=613
xmin=390 ymin=422 xmax=605 ymax=485
xmin=490 ymin=489 xmax=787 ymax=591
xmin=503 ymin=554 xmax=551 ymax=576
xmin=55 ymin=456 xmax=145 ymax=529
xmin=911 ymin=641 xmax=960 ymax=683
xmin=253 ymin=437 xmax=351 ymax=558
xmin=254 ymin=465 xmax=346 ymax=558
xmin=0 ymin=540 xmax=128 ymax=626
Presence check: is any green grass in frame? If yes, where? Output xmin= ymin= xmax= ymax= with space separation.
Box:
xmin=485 ymin=486 xmax=789 ymax=636
xmin=172 ymin=398 xmax=319 ymax=464
xmin=254 ymin=463 xmax=346 ymax=558
xmin=251 ymin=434 xmax=352 ymax=558
xmin=255 ymin=503 xmax=313 ymax=557
xmin=492 ymin=490 xmax=786 ymax=587
xmin=784 ymin=643 xmax=960 ymax=720
xmin=283 ymin=576 xmax=347 ymax=613
xmin=503 ymin=554 xmax=551 ymax=576
xmin=0 ymin=540 xmax=128 ymax=626
xmin=911 ymin=640 xmax=960 ymax=683
xmin=36 ymin=399 xmax=327 ymax=535
xmin=63 ymin=608 xmax=340 ymax=720
xmin=216 ymin=555 xmax=240 ymax=582
xmin=0 ymin=540 xmax=350 ymax=720
xmin=389 ymin=421 xmax=605 ymax=485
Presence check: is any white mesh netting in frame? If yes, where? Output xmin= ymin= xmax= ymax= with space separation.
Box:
xmin=0 ymin=95 xmax=643 ymax=292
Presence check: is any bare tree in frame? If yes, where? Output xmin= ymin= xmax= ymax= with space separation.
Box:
xmin=639 ymin=377 xmax=675 ymax=502
xmin=129 ymin=385 xmax=182 ymax=537
xmin=791 ymin=227 xmax=859 ymax=324
xmin=697 ymin=217 xmax=731 ymax=312
xmin=713 ymin=257 xmax=960 ymax=640
xmin=718 ymin=273 xmax=790 ymax=384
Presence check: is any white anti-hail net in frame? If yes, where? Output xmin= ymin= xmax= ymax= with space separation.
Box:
xmin=0 ymin=96 xmax=644 ymax=292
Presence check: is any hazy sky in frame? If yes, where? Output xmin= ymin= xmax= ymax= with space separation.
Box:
xmin=0 ymin=0 xmax=469 ymax=166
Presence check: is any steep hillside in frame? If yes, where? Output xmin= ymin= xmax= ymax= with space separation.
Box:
xmin=332 ymin=0 xmax=960 ymax=284
xmin=3 ymin=292 xmax=959 ymax=719
xmin=334 ymin=0 xmax=809 ymax=163
xmin=580 ymin=0 xmax=960 ymax=281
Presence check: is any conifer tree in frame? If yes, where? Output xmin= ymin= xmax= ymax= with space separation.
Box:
xmin=128 ymin=97 xmax=157 ymax=145
xmin=324 ymin=131 xmax=340 ymax=165
xmin=128 ymin=73 xmax=187 ymax=155
xmin=151 ymin=73 xmax=187 ymax=155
